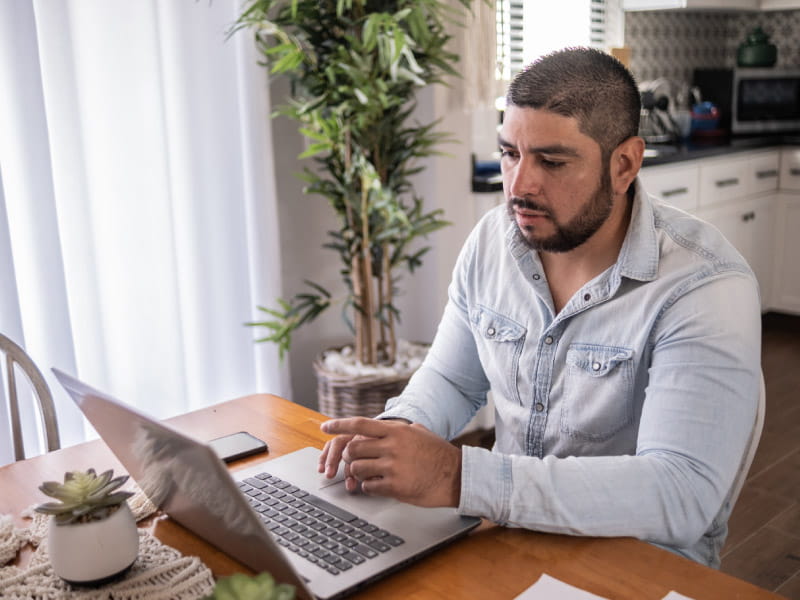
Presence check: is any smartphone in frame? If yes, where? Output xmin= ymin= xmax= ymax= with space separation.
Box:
xmin=207 ymin=431 xmax=268 ymax=463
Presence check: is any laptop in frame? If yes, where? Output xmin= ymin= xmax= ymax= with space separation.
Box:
xmin=52 ymin=369 xmax=481 ymax=600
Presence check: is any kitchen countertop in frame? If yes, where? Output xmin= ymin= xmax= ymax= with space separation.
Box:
xmin=472 ymin=133 xmax=800 ymax=193
xmin=642 ymin=133 xmax=800 ymax=167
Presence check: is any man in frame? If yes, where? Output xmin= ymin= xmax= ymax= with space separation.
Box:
xmin=318 ymin=47 xmax=761 ymax=568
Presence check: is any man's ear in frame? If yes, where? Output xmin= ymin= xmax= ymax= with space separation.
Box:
xmin=610 ymin=136 xmax=645 ymax=196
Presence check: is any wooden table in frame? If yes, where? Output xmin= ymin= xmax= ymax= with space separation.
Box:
xmin=0 ymin=394 xmax=781 ymax=599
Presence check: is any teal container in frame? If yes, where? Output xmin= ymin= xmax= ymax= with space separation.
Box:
xmin=737 ymin=27 xmax=777 ymax=68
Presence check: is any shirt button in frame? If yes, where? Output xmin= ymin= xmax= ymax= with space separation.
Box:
xmin=583 ymin=293 xmax=591 ymax=301
xmin=533 ymin=273 xmax=541 ymax=280
xmin=487 ymin=327 xmax=496 ymax=337
xmin=544 ymin=336 xmax=554 ymax=345
xmin=592 ymin=361 xmax=602 ymax=371
xmin=535 ymin=403 xmax=544 ymax=412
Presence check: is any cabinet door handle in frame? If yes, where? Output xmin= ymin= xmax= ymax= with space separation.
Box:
xmin=741 ymin=211 xmax=756 ymax=222
xmin=791 ymin=167 xmax=800 ymax=176
xmin=756 ymin=169 xmax=778 ymax=179
xmin=661 ymin=187 xmax=688 ymax=197
xmin=715 ymin=177 xmax=740 ymax=188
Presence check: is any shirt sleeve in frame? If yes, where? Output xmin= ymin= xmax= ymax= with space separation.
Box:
xmin=458 ymin=270 xmax=761 ymax=566
xmin=377 ymin=226 xmax=491 ymax=440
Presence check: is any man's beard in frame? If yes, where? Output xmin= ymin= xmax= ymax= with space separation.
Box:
xmin=507 ymin=171 xmax=614 ymax=253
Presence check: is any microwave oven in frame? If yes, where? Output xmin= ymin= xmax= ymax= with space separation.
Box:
xmin=692 ymin=67 xmax=800 ymax=134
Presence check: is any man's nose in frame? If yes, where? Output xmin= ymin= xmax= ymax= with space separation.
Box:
xmin=507 ymin=159 xmax=543 ymax=199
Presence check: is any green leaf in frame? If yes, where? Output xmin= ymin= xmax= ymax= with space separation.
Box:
xmin=271 ymin=50 xmax=304 ymax=74
xmin=203 ymin=572 xmax=296 ymax=600
xmin=297 ymin=127 xmax=327 ymax=142
xmin=298 ymin=142 xmax=332 ymax=159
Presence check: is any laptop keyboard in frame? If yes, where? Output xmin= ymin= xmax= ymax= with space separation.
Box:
xmin=237 ymin=472 xmax=405 ymax=576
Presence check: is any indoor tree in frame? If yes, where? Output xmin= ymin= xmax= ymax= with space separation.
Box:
xmin=236 ymin=0 xmax=474 ymax=366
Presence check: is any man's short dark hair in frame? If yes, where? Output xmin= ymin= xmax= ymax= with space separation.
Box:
xmin=506 ymin=47 xmax=641 ymax=159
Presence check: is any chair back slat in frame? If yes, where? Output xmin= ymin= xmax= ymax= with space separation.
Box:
xmin=0 ymin=334 xmax=60 ymax=461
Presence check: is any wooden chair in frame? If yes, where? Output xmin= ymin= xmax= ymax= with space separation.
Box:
xmin=1 ymin=333 xmax=60 ymax=460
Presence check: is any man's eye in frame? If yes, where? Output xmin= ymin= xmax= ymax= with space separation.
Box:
xmin=541 ymin=159 xmax=565 ymax=168
xmin=499 ymin=149 xmax=518 ymax=159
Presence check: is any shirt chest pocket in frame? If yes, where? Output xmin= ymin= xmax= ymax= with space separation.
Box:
xmin=560 ymin=344 xmax=635 ymax=441
xmin=470 ymin=305 xmax=526 ymax=406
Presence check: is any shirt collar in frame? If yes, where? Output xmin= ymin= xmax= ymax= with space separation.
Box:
xmin=616 ymin=178 xmax=659 ymax=282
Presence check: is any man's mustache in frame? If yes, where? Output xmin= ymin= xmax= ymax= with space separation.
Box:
xmin=510 ymin=197 xmax=552 ymax=216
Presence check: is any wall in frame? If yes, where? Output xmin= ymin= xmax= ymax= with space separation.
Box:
xmin=625 ymin=8 xmax=800 ymax=84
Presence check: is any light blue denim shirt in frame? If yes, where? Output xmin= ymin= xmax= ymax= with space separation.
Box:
xmin=379 ymin=179 xmax=761 ymax=568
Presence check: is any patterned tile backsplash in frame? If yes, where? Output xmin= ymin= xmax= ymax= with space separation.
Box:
xmin=626 ymin=9 xmax=800 ymax=85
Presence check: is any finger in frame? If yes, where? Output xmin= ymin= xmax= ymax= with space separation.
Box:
xmin=321 ymin=417 xmax=395 ymax=438
xmin=319 ymin=435 xmax=353 ymax=478
xmin=360 ymin=477 xmax=392 ymax=498
xmin=318 ymin=441 xmax=330 ymax=473
xmin=318 ymin=438 xmax=339 ymax=472
xmin=341 ymin=434 xmax=389 ymax=464
xmin=343 ymin=462 xmax=359 ymax=493
xmin=351 ymin=454 xmax=396 ymax=480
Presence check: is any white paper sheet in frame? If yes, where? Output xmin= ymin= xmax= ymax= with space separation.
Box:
xmin=514 ymin=574 xmax=610 ymax=600
xmin=514 ymin=574 xmax=697 ymax=600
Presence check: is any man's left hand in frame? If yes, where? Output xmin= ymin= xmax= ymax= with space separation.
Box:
xmin=320 ymin=417 xmax=462 ymax=508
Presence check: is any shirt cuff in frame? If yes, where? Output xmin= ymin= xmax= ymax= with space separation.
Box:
xmin=458 ymin=445 xmax=512 ymax=524
xmin=376 ymin=404 xmax=438 ymax=432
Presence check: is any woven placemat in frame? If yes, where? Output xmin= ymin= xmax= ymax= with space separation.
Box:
xmin=0 ymin=488 xmax=215 ymax=599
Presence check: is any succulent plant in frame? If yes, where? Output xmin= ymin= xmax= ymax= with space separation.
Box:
xmin=35 ymin=468 xmax=134 ymax=525
xmin=203 ymin=572 xmax=295 ymax=600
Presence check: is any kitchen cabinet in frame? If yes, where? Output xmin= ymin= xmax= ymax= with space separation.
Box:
xmin=750 ymin=151 xmax=782 ymax=194
xmin=637 ymin=162 xmax=699 ymax=212
xmin=695 ymin=196 xmax=776 ymax=310
xmin=698 ymin=155 xmax=750 ymax=208
xmin=779 ymin=147 xmax=800 ymax=191
xmin=623 ymin=0 xmax=757 ymax=10
xmin=771 ymin=148 xmax=800 ymax=315
xmin=760 ymin=0 xmax=800 ymax=8
xmin=640 ymin=149 xmax=780 ymax=310
xmin=698 ymin=150 xmax=779 ymax=207
xmin=623 ymin=0 xmax=800 ymax=9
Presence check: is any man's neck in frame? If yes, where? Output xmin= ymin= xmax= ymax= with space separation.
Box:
xmin=540 ymin=192 xmax=633 ymax=313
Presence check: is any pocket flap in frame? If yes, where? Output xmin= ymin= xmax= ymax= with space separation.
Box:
xmin=470 ymin=305 xmax=526 ymax=342
xmin=566 ymin=344 xmax=633 ymax=377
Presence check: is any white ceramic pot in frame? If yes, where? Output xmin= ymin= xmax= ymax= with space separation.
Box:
xmin=48 ymin=502 xmax=139 ymax=585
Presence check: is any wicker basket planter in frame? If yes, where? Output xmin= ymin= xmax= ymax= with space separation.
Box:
xmin=313 ymin=343 xmax=427 ymax=418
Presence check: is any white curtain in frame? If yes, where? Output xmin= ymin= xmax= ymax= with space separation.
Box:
xmin=0 ymin=0 xmax=288 ymax=465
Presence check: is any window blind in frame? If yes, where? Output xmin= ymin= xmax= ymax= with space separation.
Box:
xmin=496 ymin=0 xmax=624 ymax=80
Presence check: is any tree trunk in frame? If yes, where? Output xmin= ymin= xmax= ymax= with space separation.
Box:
xmin=382 ymin=245 xmax=395 ymax=364
xmin=351 ymin=254 xmax=365 ymax=363
xmin=361 ymin=250 xmax=377 ymax=365
xmin=358 ymin=174 xmax=377 ymax=365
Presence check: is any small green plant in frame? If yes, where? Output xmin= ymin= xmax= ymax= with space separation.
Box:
xmin=35 ymin=468 xmax=134 ymax=525
xmin=203 ymin=572 xmax=296 ymax=600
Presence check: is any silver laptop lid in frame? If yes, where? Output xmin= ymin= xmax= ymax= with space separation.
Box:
xmin=51 ymin=368 xmax=314 ymax=599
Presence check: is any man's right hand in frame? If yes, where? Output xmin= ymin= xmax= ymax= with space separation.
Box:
xmin=317 ymin=417 xmax=461 ymax=508
xmin=318 ymin=418 xmax=411 ymax=490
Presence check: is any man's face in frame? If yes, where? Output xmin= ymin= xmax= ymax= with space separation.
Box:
xmin=499 ymin=106 xmax=614 ymax=253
